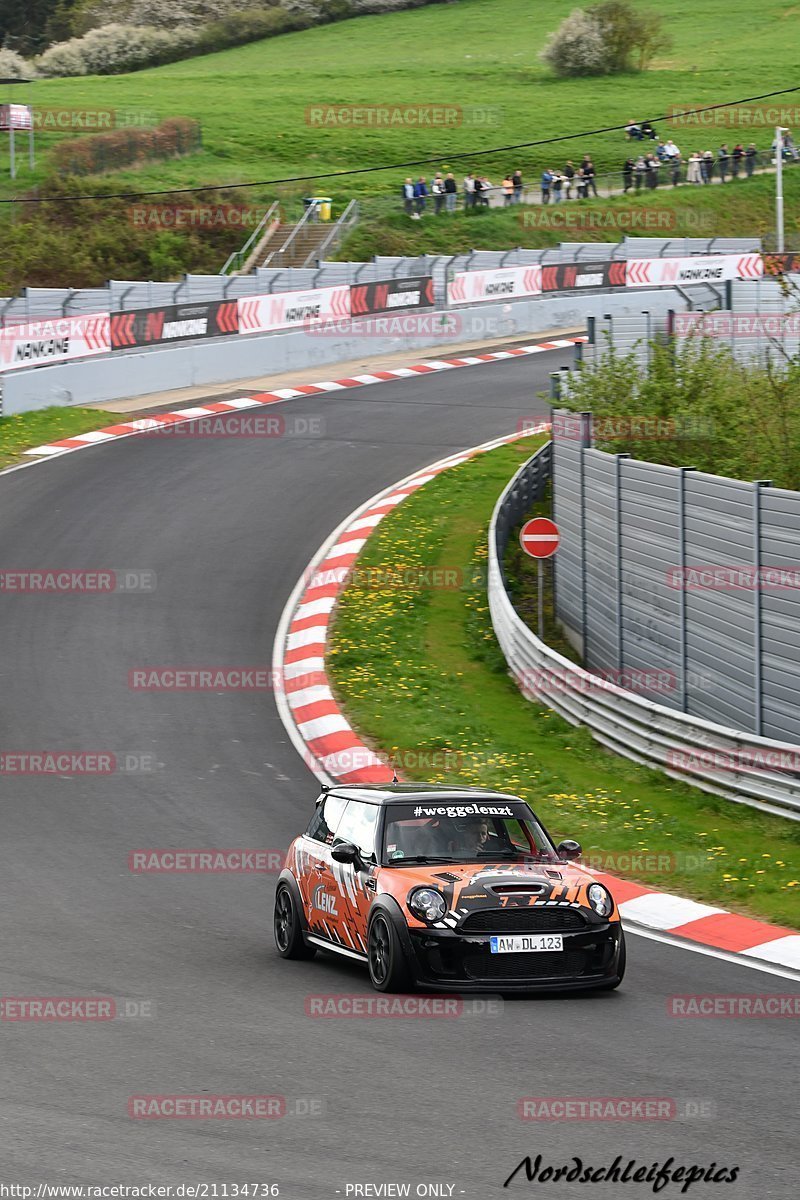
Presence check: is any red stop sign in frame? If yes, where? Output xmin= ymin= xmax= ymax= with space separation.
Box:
xmin=520 ymin=517 xmax=560 ymax=559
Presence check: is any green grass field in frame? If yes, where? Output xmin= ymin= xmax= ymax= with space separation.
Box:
xmin=4 ymin=0 xmax=798 ymax=213
xmin=327 ymin=437 xmax=800 ymax=928
xmin=0 ymin=406 xmax=112 ymax=469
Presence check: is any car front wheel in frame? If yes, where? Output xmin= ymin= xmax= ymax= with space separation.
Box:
xmin=367 ymin=912 xmax=412 ymax=993
xmin=274 ymin=882 xmax=316 ymax=960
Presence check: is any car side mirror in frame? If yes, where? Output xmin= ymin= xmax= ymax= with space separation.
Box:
xmin=331 ymin=841 xmax=360 ymax=865
xmin=556 ymin=839 xmax=582 ymax=861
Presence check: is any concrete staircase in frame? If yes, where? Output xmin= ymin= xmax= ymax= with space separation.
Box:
xmin=260 ymin=221 xmax=331 ymax=269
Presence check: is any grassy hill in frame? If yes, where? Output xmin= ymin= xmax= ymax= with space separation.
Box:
xmin=0 ymin=0 xmax=797 ymax=284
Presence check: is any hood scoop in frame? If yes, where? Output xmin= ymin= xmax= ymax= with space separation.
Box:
xmin=486 ymin=881 xmax=548 ymax=895
xmin=433 ymin=872 xmax=462 ymax=883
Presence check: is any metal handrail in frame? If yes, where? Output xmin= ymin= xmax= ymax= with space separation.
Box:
xmin=220 ymin=201 xmax=281 ymax=275
xmin=308 ymin=200 xmax=359 ymax=267
xmin=488 ymin=446 xmax=800 ymax=821
xmin=263 ymin=200 xmax=321 ymax=269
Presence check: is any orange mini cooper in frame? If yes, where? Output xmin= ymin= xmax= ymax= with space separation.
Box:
xmin=274 ymin=784 xmax=625 ymax=993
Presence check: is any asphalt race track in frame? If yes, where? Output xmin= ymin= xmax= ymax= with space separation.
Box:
xmin=1 ymin=352 xmax=798 ymax=1197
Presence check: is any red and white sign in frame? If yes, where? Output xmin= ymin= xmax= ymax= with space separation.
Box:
xmin=448 ymin=266 xmax=541 ymax=305
xmin=626 ymin=254 xmax=763 ymax=288
xmin=520 ymin=517 xmax=560 ymax=559
xmin=0 ymin=313 xmax=110 ymax=374
xmin=0 ymin=104 xmax=33 ymax=132
xmin=238 ymin=287 xmax=350 ymax=335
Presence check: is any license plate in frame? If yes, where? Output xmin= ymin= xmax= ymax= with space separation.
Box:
xmin=489 ymin=934 xmax=563 ymax=954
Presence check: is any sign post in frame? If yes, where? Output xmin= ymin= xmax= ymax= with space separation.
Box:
xmin=0 ymin=102 xmax=34 ymax=179
xmin=519 ymin=517 xmax=561 ymax=639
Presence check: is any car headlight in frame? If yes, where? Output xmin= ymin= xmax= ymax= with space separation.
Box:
xmin=408 ymin=887 xmax=447 ymax=923
xmin=588 ymin=883 xmax=613 ymax=918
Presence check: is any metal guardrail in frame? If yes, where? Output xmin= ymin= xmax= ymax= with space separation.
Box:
xmin=488 ymin=445 xmax=800 ymax=821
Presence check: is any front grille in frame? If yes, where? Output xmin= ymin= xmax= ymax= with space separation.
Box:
xmin=460 ymin=906 xmax=587 ymax=934
xmin=463 ymin=949 xmax=585 ymax=980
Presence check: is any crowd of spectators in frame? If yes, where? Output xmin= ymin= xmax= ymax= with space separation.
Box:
xmin=398 ymin=125 xmax=796 ymax=215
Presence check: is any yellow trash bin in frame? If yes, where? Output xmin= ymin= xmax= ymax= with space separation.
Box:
xmin=314 ymin=197 xmax=333 ymax=221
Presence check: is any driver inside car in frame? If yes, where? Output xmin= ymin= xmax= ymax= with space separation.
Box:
xmin=451 ymin=817 xmax=493 ymax=857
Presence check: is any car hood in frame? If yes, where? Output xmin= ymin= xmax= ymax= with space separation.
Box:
xmin=378 ymin=859 xmax=614 ymax=924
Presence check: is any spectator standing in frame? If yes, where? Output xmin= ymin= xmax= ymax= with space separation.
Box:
xmin=552 ymin=170 xmax=563 ymax=203
xmin=634 ymin=154 xmax=647 ymax=191
xmin=402 ymin=177 xmax=415 ymax=216
xmin=583 ymin=158 xmax=598 ymax=197
xmin=502 ymin=175 xmax=514 ymax=205
xmin=463 ymin=172 xmax=476 ymax=209
xmin=623 ymin=158 xmax=634 ymax=192
xmin=431 ymin=173 xmax=445 ymax=214
xmin=541 ymin=168 xmax=553 ymax=204
xmin=702 ymin=149 xmax=714 ymax=184
xmin=563 ymin=161 xmax=575 ymax=199
xmin=479 ymin=176 xmax=492 ymax=206
xmin=732 ymin=144 xmax=744 ymax=179
xmin=444 ymin=172 xmax=457 ymax=211
xmin=744 ymin=143 xmax=757 ymax=178
xmin=687 ymin=151 xmax=703 ymax=184
xmin=414 ymin=176 xmax=429 ymax=214
xmin=512 ymin=169 xmax=523 ymax=203
xmin=645 ymin=153 xmax=659 ymax=189
xmin=718 ymin=144 xmax=730 ymax=182
xmin=472 ymin=175 xmax=483 ymax=208
xmin=670 ymin=155 xmax=682 ymax=187
xmin=576 ymin=166 xmax=588 ymax=199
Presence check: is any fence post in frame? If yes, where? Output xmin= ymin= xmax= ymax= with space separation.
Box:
xmin=677 ymin=466 xmax=695 ymax=712
xmin=752 ymin=479 xmax=772 ymax=735
xmin=615 ymin=453 xmax=631 ymax=675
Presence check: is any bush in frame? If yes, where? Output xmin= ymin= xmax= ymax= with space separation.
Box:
xmin=541 ymin=1 xmax=670 ymax=77
xmin=559 ymin=336 xmax=800 ymax=490
xmin=0 ymin=48 xmax=37 ymax=79
xmin=51 ymin=116 xmax=202 ymax=174
xmin=37 ymin=23 xmax=198 ymax=76
xmin=539 ymin=8 xmax=611 ymax=77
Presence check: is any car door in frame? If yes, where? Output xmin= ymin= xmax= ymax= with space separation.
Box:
xmin=329 ymin=799 xmax=380 ymax=954
xmin=296 ymin=790 xmax=349 ymax=943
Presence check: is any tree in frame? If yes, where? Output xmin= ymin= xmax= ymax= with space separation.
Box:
xmin=540 ymin=1 xmax=671 ymax=78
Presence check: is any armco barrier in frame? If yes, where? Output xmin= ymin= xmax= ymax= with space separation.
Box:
xmin=488 ymin=446 xmax=800 ymax=820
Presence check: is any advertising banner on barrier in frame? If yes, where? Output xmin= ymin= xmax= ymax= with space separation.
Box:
xmin=0 ymin=313 xmax=110 ymax=373
xmin=540 ymin=261 xmax=627 ymax=291
xmin=238 ymin=286 xmax=350 ymax=334
xmin=625 ymin=253 xmax=763 ymax=287
xmin=447 ymin=265 xmax=542 ymax=305
xmin=350 ymin=276 xmax=435 ymax=316
xmin=110 ymin=301 xmax=239 ymax=349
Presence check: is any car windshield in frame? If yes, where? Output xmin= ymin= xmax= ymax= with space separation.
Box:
xmin=381 ymin=800 xmax=558 ymax=866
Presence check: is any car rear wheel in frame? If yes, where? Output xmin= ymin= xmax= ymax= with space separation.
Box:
xmin=368 ymin=912 xmax=412 ymax=993
xmin=274 ymin=883 xmax=316 ymax=960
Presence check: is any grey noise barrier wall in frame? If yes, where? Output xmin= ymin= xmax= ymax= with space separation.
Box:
xmin=490 ymin=446 xmax=800 ymax=821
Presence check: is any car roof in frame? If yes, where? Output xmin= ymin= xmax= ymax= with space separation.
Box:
xmin=322 ymin=783 xmax=526 ymax=806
